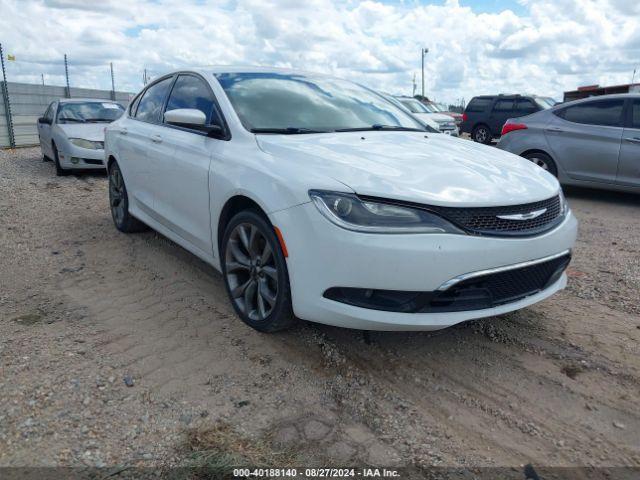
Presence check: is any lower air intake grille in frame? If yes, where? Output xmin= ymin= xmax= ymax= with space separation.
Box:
xmin=323 ymin=253 xmax=571 ymax=313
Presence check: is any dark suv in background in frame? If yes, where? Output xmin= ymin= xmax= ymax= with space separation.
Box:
xmin=461 ymin=94 xmax=556 ymax=144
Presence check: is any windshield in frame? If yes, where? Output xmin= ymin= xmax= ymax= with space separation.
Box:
xmin=398 ymin=98 xmax=429 ymax=114
xmin=422 ymin=103 xmax=438 ymax=113
xmin=534 ymin=97 xmax=557 ymax=109
xmin=215 ymin=72 xmax=425 ymax=133
xmin=56 ymin=102 xmax=124 ymax=124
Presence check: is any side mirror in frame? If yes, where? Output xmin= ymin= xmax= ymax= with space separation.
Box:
xmin=38 ymin=117 xmax=50 ymax=124
xmin=164 ymin=108 xmax=206 ymax=127
xmin=164 ymin=108 xmax=225 ymax=138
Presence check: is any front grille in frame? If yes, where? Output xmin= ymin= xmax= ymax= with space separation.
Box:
xmin=323 ymin=253 xmax=571 ymax=313
xmin=428 ymin=195 xmax=562 ymax=236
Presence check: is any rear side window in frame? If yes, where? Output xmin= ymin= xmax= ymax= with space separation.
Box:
xmin=493 ymin=99 xmax=514 ymax=112
xmin=135 ymin=77 xmax=173 ymax=123
xmin=516 ymin=99 xmax=537 ymax=114
xmin=165 ymin=75 xmax=219 ymax=125
xmin=631 ymin=100 xmax=640 ymax=129
xmin=557 ymin=99 xmax=624 ymax=127
xmin=466 ymin=97 xmax=492 ymax=112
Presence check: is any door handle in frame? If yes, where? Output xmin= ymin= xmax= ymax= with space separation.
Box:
xmin=119 ymin=128 xmax=128 ymax=135
xmin=150 ymin=134 xmax=163 ymax=143
xmin=545 ymin=127 xmax=565 ymax=133
xmin=624 ymin=137 xmax=640 ymax=143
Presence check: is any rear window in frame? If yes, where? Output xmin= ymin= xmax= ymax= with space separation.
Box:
xmin=556 ymin=99 xmax=624 ymax=127
xmin=466 ymin=97 xmax=492 ymax=113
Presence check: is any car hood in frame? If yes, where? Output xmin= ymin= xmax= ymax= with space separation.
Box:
xmin=57 ymin=123 xmax=106 ymax=142
xmin=256 ymin=131 xmax=559 ymax=207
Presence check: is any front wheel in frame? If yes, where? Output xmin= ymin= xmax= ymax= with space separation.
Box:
xmin=221 ymin=210 xmax=295 ymax=332
xmin=53 ymin=143 xmax=69 ymax=176
xmin=524 ymin=152 xmax=558 ymax=177
xmin=108 ymin=161 xmax=147 ymax=233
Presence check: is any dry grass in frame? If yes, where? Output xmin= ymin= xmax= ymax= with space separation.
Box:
xmin=177 ymin=423 xmax=299 ymax=479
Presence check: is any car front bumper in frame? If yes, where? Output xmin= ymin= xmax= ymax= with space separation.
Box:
xmin=58 ymin=144 xmax=106 ymax=169
xmin=270 ymin=202 xmax=578 ymax=331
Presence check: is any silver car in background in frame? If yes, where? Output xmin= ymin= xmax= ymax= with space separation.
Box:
xmin=497 ymin=94 xmax=640 ymax=193
xmin=37 ymin=98 xmax=125 ymax=176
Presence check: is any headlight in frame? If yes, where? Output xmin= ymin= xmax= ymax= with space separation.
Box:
xmin=69 ymin=138 xmax=103 ymax=150
xmin=309 ymin=190 xmax=463 ymax=234
xmin=558 ymin=188 xmax=569 ymax=215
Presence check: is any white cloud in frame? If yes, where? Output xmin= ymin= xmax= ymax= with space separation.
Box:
xmin=0 ymin=0 xmax=638 ymax=105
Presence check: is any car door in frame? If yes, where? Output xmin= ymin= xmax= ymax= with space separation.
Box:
xmin=37 ymin=102 xmax=55 ymax=156
xmin=152 ymin=73 xmax=226 ymax=256
xmin=118 ymin=76 xmax=175 ymax=215
xmin=616 ymin=98 xmax=640 ymax=187
xmin=489 ymin=98 xmax=514 ymax=136
xmin=544 ymin=98 xmax=625 ymax=183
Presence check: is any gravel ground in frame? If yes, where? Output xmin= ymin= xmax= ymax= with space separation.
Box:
xmin=1 ymin=147 xmax=639 ymax=475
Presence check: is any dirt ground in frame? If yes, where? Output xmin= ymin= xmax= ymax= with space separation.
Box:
xmin=1 ymin=147 xmax=639 ymax=475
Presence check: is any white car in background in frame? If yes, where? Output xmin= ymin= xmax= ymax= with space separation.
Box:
xmin=37 ymin=98 xmax=125 ymax=176
xmin=104 ymin=67 xmax=577 ymax=333
xmin=396 ymin=96 xmax=459 ymax=136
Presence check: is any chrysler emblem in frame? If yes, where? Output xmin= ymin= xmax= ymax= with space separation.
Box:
xmin=497 ymin=208 xmax=547 ymax=221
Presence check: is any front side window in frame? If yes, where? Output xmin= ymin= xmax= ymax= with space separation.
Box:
xmin=558 ymin=99 xmax=624 ymax=127
xmin=56 ymin=102 xmax=124 ymax=124
xmin=44 ymin=103 xmax=55 ymax=122
xmin=493 ymin=99 xmax=514 ymax=112
xmin=135 ymin=77 xmax=173 ymax=123
xmin=165 ymin=75 xmax=219 ymax=125
xmin=215 ymin=72 xmax=424 ymax=132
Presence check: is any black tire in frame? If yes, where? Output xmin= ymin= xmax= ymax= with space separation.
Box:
xmin=221 ymin=210 xmax=296 ymax=333
xmin=523 ymin=151 xmax=558 ymax=177
xmin=108 ymin=161 xmax=148 ymax=233
xmin=52 ymin=143 xmax=70 ymax=176
xmin=472 ymin=124 xmax=492 ymax=144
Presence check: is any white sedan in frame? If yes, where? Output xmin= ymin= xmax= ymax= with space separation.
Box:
xmin=38 ymin=98 xmax=124 ymax=176
xmin=104 ymin=67 xmax=577 ymax=332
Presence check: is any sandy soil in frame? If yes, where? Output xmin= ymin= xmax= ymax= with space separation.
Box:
xmin=1 ymin=147 xmax=639 ymax=474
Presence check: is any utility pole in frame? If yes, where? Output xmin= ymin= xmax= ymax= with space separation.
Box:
xmin=41 ymin=73 xmax=44 ymax=86
xmin=421 ymin=47 xmax=429 ymax=99
xmin=412 ymin=72 xmax=416 ymax=96
xmin=143 ymin=68 xmax=148 ymax=86
xmin=64 ymin=54 xmax=70 ymax=98
xmin=0 ymin=42 xmax=16 ymax=148
xmin=110 ymin=62 xmax=116 ymax=100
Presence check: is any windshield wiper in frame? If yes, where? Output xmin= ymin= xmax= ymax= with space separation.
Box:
xmin=86 ymin=118 xmax=115 ymax=123
xmin=59 ymin=118 xmax=86 ymax=123
xmin=250 ymin=127 xmax=330 ymax=134
xmin=335 ymin=124 xmax=425 ymax=132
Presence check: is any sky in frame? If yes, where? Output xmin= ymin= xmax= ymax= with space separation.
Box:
xmin=1 ymin=0 xmax=639 ymax=105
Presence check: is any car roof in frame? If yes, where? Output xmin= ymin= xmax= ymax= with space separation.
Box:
xmin=170 ymin=65 xmax=334 ymax=78
xmin=58 ymin=98 xmax=122 ymax=104
xmin=552 ymin=92 xmax=640 ymax=110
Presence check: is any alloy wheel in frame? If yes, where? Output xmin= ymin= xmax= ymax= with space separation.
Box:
xmin=109 ymin=166 xmax=126 ymax=225
xmin=529 ymin=156 xmax=549 ymax=171
xmin=225 ymin=223 xmax=278 ymax=321
xmin=475 ymin=127 xmax=488 ymax=143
